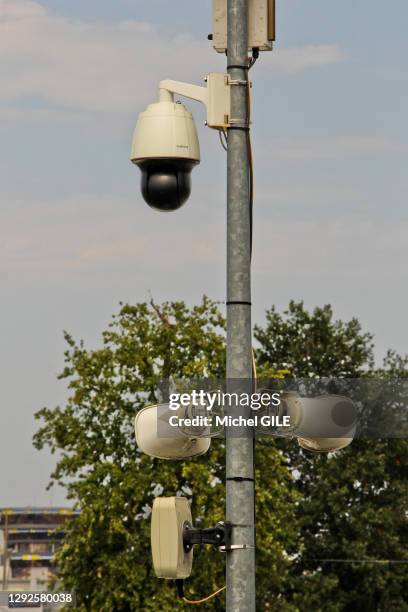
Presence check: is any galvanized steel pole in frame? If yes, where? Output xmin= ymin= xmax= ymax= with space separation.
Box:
xmin=226 ymin=1 xmax=256 ymax=610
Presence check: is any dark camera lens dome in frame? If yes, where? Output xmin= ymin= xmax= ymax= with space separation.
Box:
xmin=137 ymin=159 xmax=197 ymax=212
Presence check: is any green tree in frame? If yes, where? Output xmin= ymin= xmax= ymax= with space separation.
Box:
xmin=34 ymin=299 xmax=408 ymax=611
xmin=254 ymin=301 xmax=408 ymax=612
xmin=34 ymin=298 xmax=296 ymax=611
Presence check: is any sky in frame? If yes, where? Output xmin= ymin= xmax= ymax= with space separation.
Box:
xmin=0 ymin=0 xmax=407 ymax=506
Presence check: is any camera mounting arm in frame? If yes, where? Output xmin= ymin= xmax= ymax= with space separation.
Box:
xmin=159 ymin=80 xmax=208 ymax=105
xmin=159 ymin=73 xmax=232 ymax=130
xmin=183 ymin=521 xmax=232 ymax=553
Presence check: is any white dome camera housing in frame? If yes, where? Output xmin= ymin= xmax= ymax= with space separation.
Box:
xmin=131 ymin=99 xmax=200 ymax=212
xmin=134 ymin=404 xmax=210 ymax=460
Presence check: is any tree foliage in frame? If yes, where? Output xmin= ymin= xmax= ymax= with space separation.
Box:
xmin=34 ymin=299 xmax=408 ymax=611
xmin=254 ymin=302 xmax=408 ymax=612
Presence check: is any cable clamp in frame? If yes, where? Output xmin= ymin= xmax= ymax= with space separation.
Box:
xmin=228 ymin=79 xmax=251 ymax=87
xmin=219 ymin=544 xmax=255 ymax=552
xmin=227 ymin=64 xmax=250 ymax=70
xmin=227 ymin=119 xmax=250 ymax=130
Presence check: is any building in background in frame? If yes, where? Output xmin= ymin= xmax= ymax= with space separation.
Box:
xmin=0 ymin=508 xmax=79 ymax=592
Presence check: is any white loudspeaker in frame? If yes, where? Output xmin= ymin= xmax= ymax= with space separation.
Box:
xmin=283 ymin=393 xmax=356 ymax=453
xmin=135 ymin=404 xmax=211 ymax=460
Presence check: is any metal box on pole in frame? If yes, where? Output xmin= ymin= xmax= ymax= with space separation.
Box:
xmin=212 ymin=0 xmax=275 ymax=53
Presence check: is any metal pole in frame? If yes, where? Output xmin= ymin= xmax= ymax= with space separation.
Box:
xmin=226 ymin=1 xmax=255 ymax=611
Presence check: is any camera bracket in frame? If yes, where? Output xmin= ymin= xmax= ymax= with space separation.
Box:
xmin=183 ymin=521 xmax=232 ymax=553
xmin=159 ymin=73 xmax=236 ymax=130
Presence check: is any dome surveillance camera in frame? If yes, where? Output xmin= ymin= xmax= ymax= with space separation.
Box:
xmin=131 ymin=99 xmax=200 ymax=211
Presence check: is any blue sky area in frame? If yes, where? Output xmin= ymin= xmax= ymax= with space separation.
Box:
xmin=0 ymin=0 xmax=407 ymax=505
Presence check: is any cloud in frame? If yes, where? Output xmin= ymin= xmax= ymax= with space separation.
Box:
xmin=1 ymin=188 xmax=406 ymax=291
xmin=254 ymin=215 xmax=408 ymax=282
xmin=0 ymin=1 xmax=345 ymax=115
xmin=0 ymin=0 xmax=218 ymax=113
xmin=0 ymin=192 xmax=224 ymax=280
xmin=266 ymin=44 xmax=345 ymax=74
xmin=266 ymin=136 xmax=396 ymax=161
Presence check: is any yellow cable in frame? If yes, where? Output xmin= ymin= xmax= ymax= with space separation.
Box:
xmin=182 ymin=585 xmax=226 ymax=605
xmin=252 ymin=348 xmax=257 ymax=384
